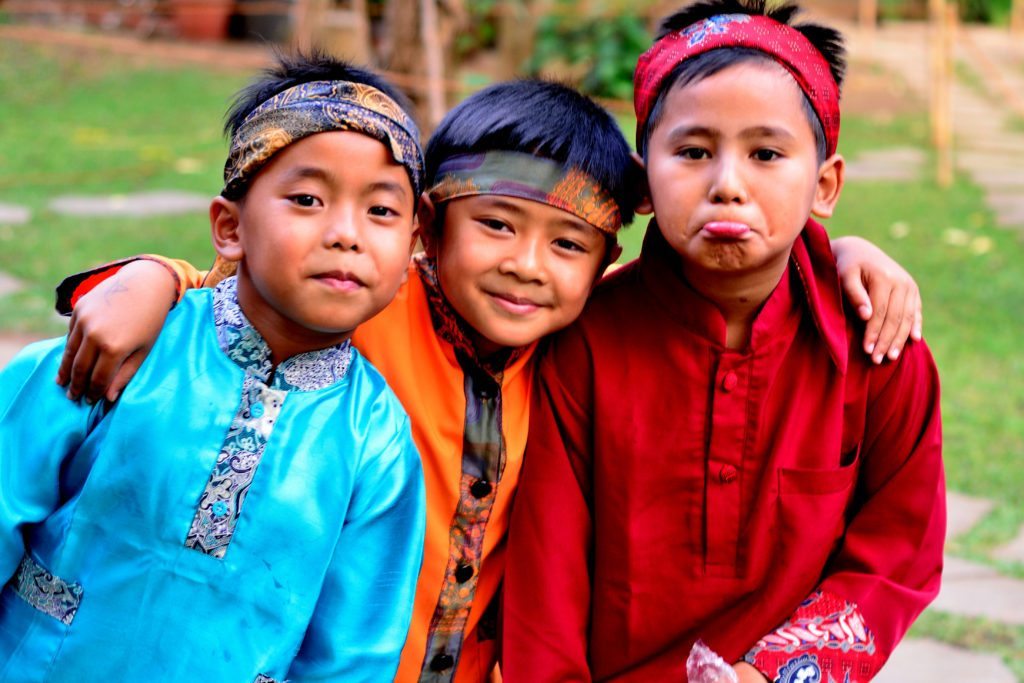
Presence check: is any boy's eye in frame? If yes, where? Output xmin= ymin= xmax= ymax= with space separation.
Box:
xmin=677 ymin=147 xmax=710 ymax=161
xmin=369 ymin=205 xmax=398 ymax=217
xmin=289 ymin=194 xmax=321 ymax=207
xmin=553 ymin=238 xmax=588 ymax=254
xmin=753 ymin=149 xmax=781 ymax=162
xmin=478 ymin=218 xmax=512 ymax=233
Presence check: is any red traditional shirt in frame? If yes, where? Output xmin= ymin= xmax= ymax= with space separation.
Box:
xmin=501 ymin=221 xmax=944 ymax=683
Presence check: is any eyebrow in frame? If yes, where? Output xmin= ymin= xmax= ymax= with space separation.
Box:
xmin=281 ymin=168 xmax=408 ymax=199
xmin=665 ymin=124 xmax=798 ymax=144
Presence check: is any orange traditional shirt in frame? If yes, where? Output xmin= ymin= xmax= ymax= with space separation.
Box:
xmin=60 ymin=256 xmax=536 ymax=683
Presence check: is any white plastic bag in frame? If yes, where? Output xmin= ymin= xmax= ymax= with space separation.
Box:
xmin=686 ymin=639 xmax=739 ymax=683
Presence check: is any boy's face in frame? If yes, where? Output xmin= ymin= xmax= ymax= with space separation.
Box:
xmin=428 ymin=195 xmax=610 ymax=356
xmin=643 ymin=61 xmax=843 ymax=285
xmin=214 ymin=130 xmax=416 ymax=350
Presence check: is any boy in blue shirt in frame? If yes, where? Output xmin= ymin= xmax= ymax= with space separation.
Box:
xmin=0 ymin=53 xmax=426 ymax=682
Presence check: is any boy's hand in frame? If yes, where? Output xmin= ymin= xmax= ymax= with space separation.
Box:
xmin=733 ymin=662 xmax=770 ymax=683
xmin=832 ymin=235 xmax=923 ymax=364
xmin=56 ymin=260 xmax=177 ymax=403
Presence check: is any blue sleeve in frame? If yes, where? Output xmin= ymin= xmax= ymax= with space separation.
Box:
xmin=0 ymin=339 xmax=102 ymax=581
xmin=287 ymin=414 xmax=425 ymax=682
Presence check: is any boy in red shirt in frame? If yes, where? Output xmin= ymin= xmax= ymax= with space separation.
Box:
xmin=501 ymin=2 xmax=944 ymax=682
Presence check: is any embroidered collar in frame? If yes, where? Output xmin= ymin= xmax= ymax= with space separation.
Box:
xmin=212 ymin=277 xmax=353 ymax=391
xmin=414 ymin=254 xmax=525 ymax=378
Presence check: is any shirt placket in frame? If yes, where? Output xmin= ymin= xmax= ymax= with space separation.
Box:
xmin=419 ymin=364 xmax=504 ymax=682
xmin=705 ymin=352 xmax=749 ymax=575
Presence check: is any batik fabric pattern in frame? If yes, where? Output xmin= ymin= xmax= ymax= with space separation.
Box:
xmin=185 ymin=276 xmax=352 ymax=558
xmin=412 ymin=254 xmax=511 ymax=682
xmin=222 ymin=79 xmax=424 ymax=199
xmin=428 ymin=151 xmax=622 ymax=234
xmin=12 ymin=553 xmax=83 ymax=626
xmin=744 ymin=591 xmax=882 ymax=683
xmin=633 ymin=13 xmax=841 ymax=155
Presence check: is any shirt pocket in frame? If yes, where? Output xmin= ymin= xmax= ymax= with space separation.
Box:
xmin=775 ymin=445 xmax=860 ymax=571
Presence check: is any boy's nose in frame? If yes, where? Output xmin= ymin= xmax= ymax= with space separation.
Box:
xmin=708 ymin=157 xmax=748 ymax=205
xmin=498 ymin=237 xmax=546 ymax=283
xmin=324 ymin=214 xmax=360 ymax=252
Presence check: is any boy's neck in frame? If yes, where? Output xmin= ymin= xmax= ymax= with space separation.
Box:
xmin=681 ymin=257 xmax=789 ymax=350
xmin=234 ymin=277 xmax=353 ymax=368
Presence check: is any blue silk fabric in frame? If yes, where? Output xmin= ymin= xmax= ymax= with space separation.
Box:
xmin=0 ymin=287 xmax=425 ymax=682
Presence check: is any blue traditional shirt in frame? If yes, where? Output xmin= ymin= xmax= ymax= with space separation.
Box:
xmin=0 ymin=277 xmax=425 ymax=682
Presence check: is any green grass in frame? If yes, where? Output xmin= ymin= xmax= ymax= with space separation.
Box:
xmin=0 ymin=40 xmax=247 ymax=334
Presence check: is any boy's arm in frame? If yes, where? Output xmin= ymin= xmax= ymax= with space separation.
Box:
xmin=830 ymin=236 xmax=923 ymax=364
xmin=0 ymin=340 xmax=103 ymax=579
xmin=744 ymin=342 xmax=944 ymax=683
xmin=54 ymin=255 xmax=225 ymax=403
xmin=502 ymin=333 xmax=596 ymax=682
xmin=286 ymin=415 xmax=425 ymax=683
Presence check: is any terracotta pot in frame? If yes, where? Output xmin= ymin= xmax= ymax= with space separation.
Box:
xmin=171 ymin=0 xmax=235 ymax=41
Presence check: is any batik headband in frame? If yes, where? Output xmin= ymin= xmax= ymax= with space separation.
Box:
xmin=633 ymin=14 xmax=840 ymax=156
xmin=428 ymin=151 xmax=622 ymax=235
xmin=222 ymin=80 xmax=424 ymax=199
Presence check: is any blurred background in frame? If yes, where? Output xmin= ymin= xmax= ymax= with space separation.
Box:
xmin=0 ymin=0 xmax=1022 ymax=678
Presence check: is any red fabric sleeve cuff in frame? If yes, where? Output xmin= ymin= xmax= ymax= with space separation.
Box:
xmin=743 ymin=590 xmax=884 ymax=683
xmin=55 ymin=256 xmax=181 ymax=315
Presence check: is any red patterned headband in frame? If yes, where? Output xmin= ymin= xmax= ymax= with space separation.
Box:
xmin=633 ymin=14 xmax=840 ymax=156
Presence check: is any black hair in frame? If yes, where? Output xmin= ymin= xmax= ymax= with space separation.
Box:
xmin=638 ymin=0 xmax=846 ymax=162
xmin=223 ymin=48 xmax=415 ymax=138
xmin=425 ymin=79 xmax=641 ymax=228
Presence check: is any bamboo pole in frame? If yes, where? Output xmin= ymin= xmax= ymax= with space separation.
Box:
xmin=1012 ymin=0 xmax=1024 ymax=36
xmin=929 ymin=0 xmax=954 ymax=188
xmin=858 ymin=0 xmax=877 ymax=31
xmin=420 ymin=0 xmax=446 ymax=129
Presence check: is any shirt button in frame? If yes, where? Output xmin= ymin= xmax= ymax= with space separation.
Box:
xmin=721 ymin=372 xmax=738 ymax=392
xmin=251 ymin=402 xmax=265 ymax=417
xmin=470 ymin=480 xmax=493 ymax=498
xmin=719 ymin=464 xmax=738 ymax=484
xmin=455 ymin=563 xmax=474 ymax=583
xmin=430 ymin=653 xmax=455 ymax=671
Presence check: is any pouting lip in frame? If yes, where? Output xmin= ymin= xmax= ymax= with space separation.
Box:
xmin=700 ymin=220 xmax=753 ymax=238
xmin=312 ymin=270 xmax=366 ymax=287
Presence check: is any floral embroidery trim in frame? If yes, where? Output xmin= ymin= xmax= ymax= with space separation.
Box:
xmin=223 ymin=80 xmax=423 ymax=199
xmin=254 ymin=675 xmax=280 ymax=683
xmin=12 ymin=553 xmax=83 ymax=625
xmin=419 ymin=364 xmax=506 ymax=681
xmin=428 ymin=152 xmax=621 ymax=234
xmin=185 ymin=376 xmax=286 ymax=558
xmin=744 ymin=591 xmax=882 ymax=683
xmin=213 ymin=276 xmax=352 ymax=392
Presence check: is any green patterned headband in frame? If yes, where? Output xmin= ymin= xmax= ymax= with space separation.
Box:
xmin=428 ymin=151 xmax=622 ymax=234
xmin=222 ymin=80 xmax=424 ymax=200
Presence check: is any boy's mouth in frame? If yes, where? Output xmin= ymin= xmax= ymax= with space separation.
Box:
xmin=487 ymin=291 xmax=543 ymax=315
xmin=701 ymin=221 xmax=751 ymax=239
xmin=313 ymin=271 xmax=365 ymax=292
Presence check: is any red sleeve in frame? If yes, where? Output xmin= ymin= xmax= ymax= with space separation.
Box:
xmin=54 ymin=255 xmax=215 ymax=315
xmin=746 ymin=340 xmax=944 ymax=683
xmin=501 ymin=330 xmax=596 ymax=683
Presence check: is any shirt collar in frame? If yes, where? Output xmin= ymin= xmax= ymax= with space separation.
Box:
xmin=212 ymin=276 xmax=353 ymax=391
xmin=638 ymin=220 xmax=848 ymax=372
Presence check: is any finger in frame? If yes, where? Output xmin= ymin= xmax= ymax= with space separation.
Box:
xmin=862 ymin=281 xmax=889 ymax=357
xmin=912 ymin=292 xmax=924 ymax=341
xmin=885 ymin=301 xmax=917 ymax=362
xmin=56 ymin=315 xmax=84 ymax=387
xmin=106 ymin=350 xmax=147 ymax=403
xmin=83 ymin=345 xmax=123 ymax=405
xmin=873 ymin=287 xmax=908 ymax=364
xmin=66 ymin=335 xmax=100 ymax=401
xmin=840 ymin=270 xmax=873 ymax=322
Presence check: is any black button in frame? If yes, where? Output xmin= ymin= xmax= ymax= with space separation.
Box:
xmin=430 ymin=653 xmax=455 ymax=671
xmin=455 ymin=563 xmax=474 ymax=583
xmin=470 ymin=480 xmax=492 ymax=498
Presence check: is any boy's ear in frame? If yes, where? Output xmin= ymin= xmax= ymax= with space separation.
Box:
xmin=630 ymin=152 xmax=654 ymax=215
xmin=417 ymin=192 xmax=440 ymax=258
xmin=210 ymin=197 xmax=244 ymax=262
xmin=811 ymin=154 xmax=845 ymax=219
